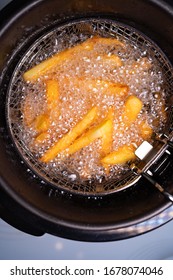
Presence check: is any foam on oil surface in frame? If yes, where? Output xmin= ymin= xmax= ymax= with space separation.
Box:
xmin=20 ymin=33 xmax=167 ymax=184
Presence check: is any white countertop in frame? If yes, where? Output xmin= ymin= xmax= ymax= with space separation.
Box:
xmin=0 ymin=218 xmax=173 ymax=260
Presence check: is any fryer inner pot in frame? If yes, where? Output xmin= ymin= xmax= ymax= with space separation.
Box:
xmin=0 ymin=0 xmax=173 ymax=241
xmin=6 ymin=18 xmax=173 ymax=196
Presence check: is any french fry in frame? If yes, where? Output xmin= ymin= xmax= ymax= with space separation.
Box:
xmin=23 ymin=97 xmax=49 ymax=132
xmin=40 ymin=106 xmax=99 ymax=162
xmin=101 ymin=145 xmax=136 ymax=165
xmin=46 ymin=80 xmax=59 ymax=110
xmin=108 ymin=83 xmax=129 ymax=97
xmin=87 ymin=79 xmax=129 ymax=97
xmin=33 ymin=114 xmax=50 ymax=133
xmin=65 ymin=77 xmax=129 ymax=98
xmin=23 ymin=36 xmax=125 ymax=82
xmin=121 ymin=95 xmax=143 ymax=126
xmin=23 ymin=37 xmax=97 ymax=82
xmin=23 ymin=80 xmax=60 ymax=131
xmin=100 ymin=54 xmax=122 ymax=67
xmin=35 ymin=131 xmax=50 ymax=143
xmin=34 ymin=79 xmax=60 ymax=143
xmin=62 ymin=119 xmax=112 ymax=157
xmin=139 ymin=120 xmax=153 ymax=140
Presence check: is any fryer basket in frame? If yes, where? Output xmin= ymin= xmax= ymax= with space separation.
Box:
xmin=6 ymin=18 xmax=173 ymax=196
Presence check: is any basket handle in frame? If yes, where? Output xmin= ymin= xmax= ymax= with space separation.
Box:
xmin=142 ymin=172 xmax=173 ymax=203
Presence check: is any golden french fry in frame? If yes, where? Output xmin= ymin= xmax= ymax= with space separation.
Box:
xmin=121 ymin=95 xmax=143 ymax=126
xmin=23 ymin=98 xmax=49 ymax=132
xmin=102 ymin=163 xmax=110 ymax=175
xmin=35 ymin=131 xmax=50 ymax=143
xmin=23 ymin=80 xmax=60 ymax=130
xmin=88 ymin=79 xmax=128 ymax=97
xmin=34 ymin=79 xmax=60 ymax=143
xmin=139 ymin=120 xmax=153 ymax=140
xmin=46 ymin=80 xmax=59 ymax=111
xmin=67 ymin=77 xmax=129 ymax=98
xmin=107 ymin=83 xmax=129 ymax=97
xmin=23 ymin=37 xmax=96 ymax=82
xmin=63 ymin=119 xmax=112 ymax=157
xmin=101 ymin=145 xmax=136 ymax=165
xmin=40 ymin=106 xmax=99 ymax=162
xmin=33 ymin=114 xmax=50 ymax=132
xmin=23 ymin=36 xmax=125 ymax=81
xmin=100 ymin=54 xmax=122 ymax=67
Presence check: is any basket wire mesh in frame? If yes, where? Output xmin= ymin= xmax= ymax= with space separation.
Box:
xmin=6 ymin=19 xmax=173 ymax=195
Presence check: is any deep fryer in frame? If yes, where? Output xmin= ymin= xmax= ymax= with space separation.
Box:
xmin=0 ymin=0 xmax=173 ymax=241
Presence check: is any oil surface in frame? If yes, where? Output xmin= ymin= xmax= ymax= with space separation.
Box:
xmin=20 ymin=34 xmax=166 ymax=183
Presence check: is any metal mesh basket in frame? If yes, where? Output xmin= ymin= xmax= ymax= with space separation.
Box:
xmin=6 ymin=18 xmax=173 ymax=195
